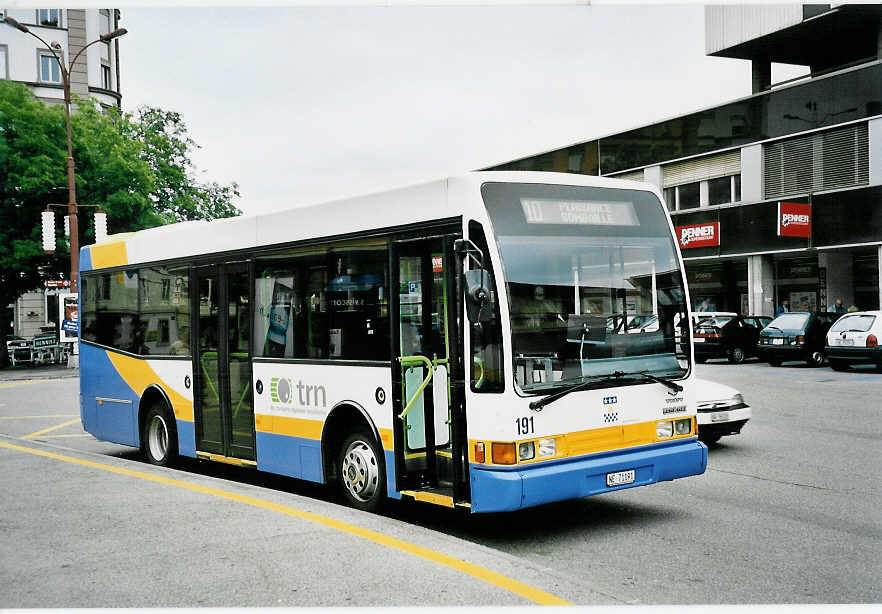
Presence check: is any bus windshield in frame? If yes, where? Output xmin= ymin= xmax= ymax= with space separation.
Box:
xmin=481 ymin=182 xmax=689 ymax=392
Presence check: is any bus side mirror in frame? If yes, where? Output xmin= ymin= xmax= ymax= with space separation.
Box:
xmin=464 ymin=269 xmax=492 ymax=324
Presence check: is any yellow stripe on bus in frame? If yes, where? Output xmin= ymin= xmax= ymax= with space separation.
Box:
xmin=105 ymin=352 xmax=194 ymax=422
xmin=255 ymin=416 xmax=395 ymax=451
xmin=0 ymin=440 xmax=572 ymax=606
xmin=89 ymin=238 xmax=130 ymax=269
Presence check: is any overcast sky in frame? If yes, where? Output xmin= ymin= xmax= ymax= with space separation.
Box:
xmin=117 ymin=4 xmax=804 ymax=215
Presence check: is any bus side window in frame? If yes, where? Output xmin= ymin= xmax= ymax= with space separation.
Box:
xmin=468 ymin=221 xmax=504 ymax=393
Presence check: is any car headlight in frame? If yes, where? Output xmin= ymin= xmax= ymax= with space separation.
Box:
xmin=657 ymin=421 xmax=674 ymax=438
xmin=674 ymin=418 xmax=692 ymax=435
xmin=518 ymin=441 xmax=535 ymax=461
xmin=537 ymin=438 xmax=556 ymax=457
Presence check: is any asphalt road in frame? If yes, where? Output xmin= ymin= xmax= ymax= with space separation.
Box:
xmin=0 ymin=360 xmax=879 ymax=606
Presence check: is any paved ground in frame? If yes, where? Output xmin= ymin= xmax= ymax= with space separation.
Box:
xmin=0 ymin=359 xmax=879 ymax=606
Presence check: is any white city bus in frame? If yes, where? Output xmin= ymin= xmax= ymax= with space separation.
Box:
xmin=78 ymin=172 xmax=706 ymax=513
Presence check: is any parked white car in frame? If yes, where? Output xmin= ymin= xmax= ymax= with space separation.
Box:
xmin=825 ymin=310 xmax=882 ymax=371
xmin=695 ymin=378 xmax=751 ymax=445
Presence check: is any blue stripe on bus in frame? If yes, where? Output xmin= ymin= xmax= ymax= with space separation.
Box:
xmin=468 ymin=439 xmax=708 ymax=513
xmin=80 ymin=246 xmax=92 ymax=272
xmin=176 ymin=420 xmax=196 ymax=458
xmin=79 ymin=342 xmax=140 ymax=447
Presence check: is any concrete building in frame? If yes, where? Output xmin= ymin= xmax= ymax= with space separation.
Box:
xmin=486 ymin=4 xmax=882 ymax=317
xmin=1 ymin=9 xmax=123 ymax=339
xmin=0 ymin=8 xmax=123 ymax=108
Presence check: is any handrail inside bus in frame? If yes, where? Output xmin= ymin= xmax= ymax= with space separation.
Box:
xmin=398 ymin=355 xmax=433 ymax=420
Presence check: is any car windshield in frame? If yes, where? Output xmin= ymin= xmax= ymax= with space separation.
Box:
xmin=482 ymin=182 xmax=688 ymax=392
xmin=768 ymin=313 xmax=810 ymax=330
xmin=829 ymin=314 xmax=875 ymax=333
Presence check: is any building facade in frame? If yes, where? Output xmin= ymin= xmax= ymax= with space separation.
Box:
xmin=1 ymin=8 xmax=123 ymax=338
xmin=486 ymin=4 xmax=882 ymax=317
xmin=0 ymin=8 xmax=123 ymax=108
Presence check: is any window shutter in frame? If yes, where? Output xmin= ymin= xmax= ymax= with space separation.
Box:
xmin=764 ymin=123 xmax=868 ymax=199
xmin=662 ymin=150 xmax=741 ymax=188
xmin=611 ymin=170 xmax=645 ymax=182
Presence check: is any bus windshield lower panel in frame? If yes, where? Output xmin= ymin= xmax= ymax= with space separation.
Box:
xmin=481 ymin=182 xmax=689 ymax=393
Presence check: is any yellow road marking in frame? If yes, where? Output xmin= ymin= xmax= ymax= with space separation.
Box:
xmin=0 ymin=379 xmax=52 ymax=389
xmin=0 ymin=414 xmax=78 ymax=420
xmin=0 ymin=440 xmax=571 ymax=606
xmin=22 ymin=418 xmax=81 ymax=439
xmin=37 ymin=434 xmax=92 ymax=439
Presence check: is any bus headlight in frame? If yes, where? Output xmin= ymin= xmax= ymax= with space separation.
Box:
xmin=674 ymin=418 xmax=692 ymax=435
xmin=518 ymin=441 xmax=535 ymax=461
xmin=538 ymin=438 xmax=557 ymax=457
xmin=657 ymin=421 xmax=674 ymax=438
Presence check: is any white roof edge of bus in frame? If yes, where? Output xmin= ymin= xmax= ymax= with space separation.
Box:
xmin=91 ymin=171 xmax=659 ymax=268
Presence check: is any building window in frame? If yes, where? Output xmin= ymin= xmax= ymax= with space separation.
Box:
xmin=37 ymin=9 xmax=61 ymax=27
xmin=677 ymin=182 xmax=700 ymax=210
xmin=101 ymin=64 xmax=111 ymax=89
xmin=39 ymin=52 xmax=61 ymax=84
xmin=0 ymin=46 xmax=7 ymax=80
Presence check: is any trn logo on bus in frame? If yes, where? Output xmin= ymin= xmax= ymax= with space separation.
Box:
xmin=270 ymin=377 xmax=327 ymax=408
xmin=676 ymin=222 xmax=720 ymax=249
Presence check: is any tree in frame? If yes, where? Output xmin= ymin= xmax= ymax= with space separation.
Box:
xmin=0 ymin=81 xmax=240 ymax=363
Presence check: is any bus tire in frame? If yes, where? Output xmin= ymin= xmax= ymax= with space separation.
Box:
xmin=142 ymin=402 xmax=178 ymax=467
xmin=338 ymin=430 xmax=385 ymax=512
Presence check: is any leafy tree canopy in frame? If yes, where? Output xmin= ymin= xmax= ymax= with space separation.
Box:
xmin=0 ymin=81 xmax=240 ymax=347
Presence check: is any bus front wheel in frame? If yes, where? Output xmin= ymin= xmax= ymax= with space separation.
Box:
xmin=142 ymin=402 xmax=178 ymax=467
xmin=338 ymin=431 xmax=385 ymax=512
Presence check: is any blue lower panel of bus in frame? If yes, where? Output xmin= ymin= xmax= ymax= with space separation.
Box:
xmin=79 ymin=343 xmax=139 ymax=447
xmin=469 ymin=439 xmax=708 ymax=513
xmin=256 ymin=432 xmax=324 ymax=483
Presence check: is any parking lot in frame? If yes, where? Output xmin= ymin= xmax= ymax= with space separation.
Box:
xmin=0 ymin=360 xmax=880 ymax=606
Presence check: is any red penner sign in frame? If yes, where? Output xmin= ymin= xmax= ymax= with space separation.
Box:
xmin=676 ymin=222 xmax=720 ymax=249
xmin=778 ymin=202 xmax=811 ymax=238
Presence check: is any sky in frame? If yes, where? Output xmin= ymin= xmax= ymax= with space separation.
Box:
xmin=117 ymin=4 xmax=805 ymax=216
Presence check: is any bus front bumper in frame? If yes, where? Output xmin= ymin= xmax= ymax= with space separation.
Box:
xmin=468 ymin=439 xmax=707 ymax=513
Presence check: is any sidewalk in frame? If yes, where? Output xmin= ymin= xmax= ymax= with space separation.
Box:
xmin=0 ymin=363 xmax=79 ymax=382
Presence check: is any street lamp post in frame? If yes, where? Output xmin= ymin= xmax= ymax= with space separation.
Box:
xmin=2 ymin=16 xmax=126 ymax=289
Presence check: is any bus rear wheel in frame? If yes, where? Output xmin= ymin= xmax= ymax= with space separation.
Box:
xmin=338 ymin=431 xmax=385 ymax=512
xmin=142 ymin=402 xmax=178 ymax=467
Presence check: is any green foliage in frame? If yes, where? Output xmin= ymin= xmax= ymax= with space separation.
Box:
xmin=0 ymin=81 xmax=241 ymax=328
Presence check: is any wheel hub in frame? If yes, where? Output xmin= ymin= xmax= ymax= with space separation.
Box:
xmin=341 ymin=440 xmax=379 ymax=502
xmin=148 ymin=415 xmax=168 ymax=461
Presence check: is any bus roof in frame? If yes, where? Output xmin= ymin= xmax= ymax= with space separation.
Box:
xmin=81 ymin=171 xmax=660 ymax=271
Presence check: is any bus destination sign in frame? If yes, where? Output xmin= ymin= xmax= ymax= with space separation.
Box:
xmin=521 ymin=199 xmax=639 ymax=226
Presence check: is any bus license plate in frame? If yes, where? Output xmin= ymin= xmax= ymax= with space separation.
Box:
xmin=606 ymin=469 xmax=635 ymax=487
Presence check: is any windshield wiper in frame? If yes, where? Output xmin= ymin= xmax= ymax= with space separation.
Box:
xmin=629 ymin=371 xmax=684 ymax=394
xmin=766 ymin=326 xmax=782 ymax=332
xmin=528 ymin=371 xmax=627 ymax=412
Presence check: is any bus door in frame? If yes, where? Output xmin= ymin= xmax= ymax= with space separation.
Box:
xmin=392 ymin=233 xmax=466 ymax=501
xmin=193 ymin=262 xmax=256 ymax=463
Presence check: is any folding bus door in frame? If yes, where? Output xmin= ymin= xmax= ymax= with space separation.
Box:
xmin=193 ymin=262 xmax=256 ymax=463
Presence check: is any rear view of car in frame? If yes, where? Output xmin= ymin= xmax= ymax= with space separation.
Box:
xmin=694 ymin=315 xmax=770 ymax=364
xmin=826 ymin=310 xmax=882 ymax=371
xmin=756 ymin=312 xmax=838 ymax=367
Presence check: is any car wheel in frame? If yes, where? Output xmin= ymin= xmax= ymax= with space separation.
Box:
xmin=807 ymin=350 xmax=825 ymax=367
xmin=338 ymin=431 xmax=385 ymax=512
xmin=699 ymin=433 xmax=722 ymax=446
xmin=728 ymin=347 xmax=746 ymax=364
xmin=142 ymin=402 xmax=178 ymax=467
xmin=829 ymin=359 xmax=849 ymax=372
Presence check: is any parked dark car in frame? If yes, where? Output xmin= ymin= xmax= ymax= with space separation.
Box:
xmin=694 ymin=315 xmax=772 ymax=363
xmin=756 ymin=312 xmax=840 ymax=367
